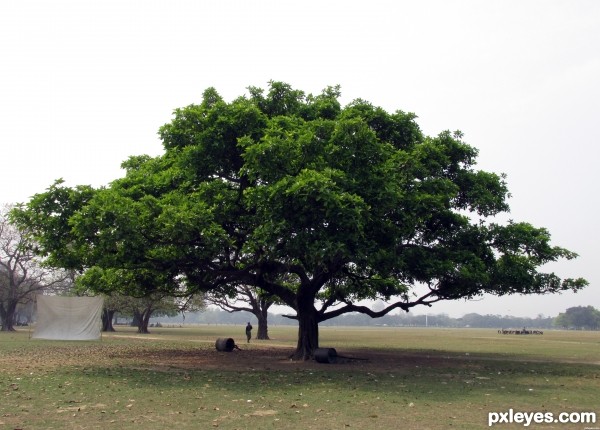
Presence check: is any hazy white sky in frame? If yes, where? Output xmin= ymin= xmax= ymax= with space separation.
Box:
xmin=1 ymin=0 xmax=598 ymax=318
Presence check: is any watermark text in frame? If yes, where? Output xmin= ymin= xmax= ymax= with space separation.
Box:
xmin=488 ymin=409 xmax=596 ymax=427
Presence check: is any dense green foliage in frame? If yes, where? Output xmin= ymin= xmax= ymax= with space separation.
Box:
xmin=12 ymin=82 xmax=587 ymax=358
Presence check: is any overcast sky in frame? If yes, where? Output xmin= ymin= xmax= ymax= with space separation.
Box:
xmin=1 ymin=1 xmax=598 ymax=318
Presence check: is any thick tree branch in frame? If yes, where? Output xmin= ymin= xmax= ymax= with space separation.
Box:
xmin=317 ymin=290 xmax=445 ymax=323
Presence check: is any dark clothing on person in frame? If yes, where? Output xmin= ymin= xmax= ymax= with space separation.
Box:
xmin=245 ymin=323 xmax=253 ymax=343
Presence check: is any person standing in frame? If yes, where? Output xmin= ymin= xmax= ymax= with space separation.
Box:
xmin=245 ymin=322 xmax=253 ymax=343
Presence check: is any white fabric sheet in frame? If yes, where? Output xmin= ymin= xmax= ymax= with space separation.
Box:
xmin=33 ymin=296 xmax=103 ymax=340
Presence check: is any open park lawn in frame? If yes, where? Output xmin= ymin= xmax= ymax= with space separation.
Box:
xmin=1 ymin=326 xmax=599 ymax=429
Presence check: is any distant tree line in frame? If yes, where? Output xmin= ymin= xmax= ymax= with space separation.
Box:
xmin=151 ymin=308 xmax=570 ymax=329
xmin=150 ymin=306 xmax=600 ymax=330
xmin=553 ymin=306 xmax=600 ymax=330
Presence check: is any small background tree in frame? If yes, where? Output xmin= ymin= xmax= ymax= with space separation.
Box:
xmin=1 ymin=205 xmax=71 ymax=331
xmin=207 ymin=286 xmax=276 ymax=339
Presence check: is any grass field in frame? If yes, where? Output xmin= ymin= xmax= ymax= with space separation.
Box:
xmin=1 ymin=326 xmax=599 ymax=429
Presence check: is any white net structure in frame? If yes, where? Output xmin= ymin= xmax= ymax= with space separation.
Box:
xmin=32 ymin=296 xmax=104 ymax=341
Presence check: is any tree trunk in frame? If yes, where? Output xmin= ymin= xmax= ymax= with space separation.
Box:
xmin=138 ymin=317 xmax=150 ymax=334
xmin=0 ymin=301 xmax=17 ymax=332
xmin=291 ymin=304 xmax=319 ymax=360
xmin=102 ymin=309 xmax=116 ymax=332
xmin=133 ymin=310 xmax=148 ymax=334
xmin=136 ymin=308 xmax=152 ymax=334
xmin=256 ymin=305 xmax=270 ymax=340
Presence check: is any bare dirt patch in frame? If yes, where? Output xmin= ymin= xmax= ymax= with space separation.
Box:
xmin=103 ymin=343 xmax=475 ymax=374
xmin=1 ymin=340 xmax=472 ymax=375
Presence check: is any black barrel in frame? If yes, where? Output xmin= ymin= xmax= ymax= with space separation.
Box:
xmin=215 ymin=337 xmax=236 ymax=352
xmin=314 ymin=347 xmax=337 ymax=364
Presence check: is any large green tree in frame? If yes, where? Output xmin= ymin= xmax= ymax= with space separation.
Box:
xmin=13 ymin=82 xmax=587 ymax=359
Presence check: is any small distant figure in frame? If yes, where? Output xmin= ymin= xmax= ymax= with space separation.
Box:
xmin=245 ymin=322 xmax=253 ymax=343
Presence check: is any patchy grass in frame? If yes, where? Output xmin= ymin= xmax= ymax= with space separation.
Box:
xmin=1 ymin=327 xmax=599 ymax=429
